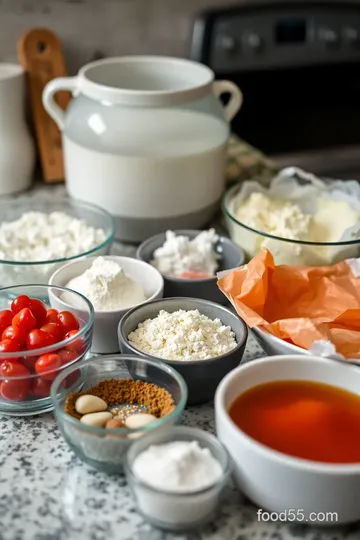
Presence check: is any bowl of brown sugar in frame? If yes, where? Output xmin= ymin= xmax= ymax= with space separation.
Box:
xmin=50 ymin=355 xmax=188 ymax=473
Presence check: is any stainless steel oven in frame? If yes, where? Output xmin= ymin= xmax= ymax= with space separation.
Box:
xmin=190 ymin=2 xmax=360 ymax=178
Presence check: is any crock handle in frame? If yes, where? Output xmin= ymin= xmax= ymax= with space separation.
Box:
xmin=213 ymin=80 xmax=243 ymax=122
xmin=42 ymin=76 xmax=79 ymax=130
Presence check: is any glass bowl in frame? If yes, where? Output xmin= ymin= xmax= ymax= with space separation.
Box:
xmin=0 ymin=197 xmax=115 ymax=287
xmin=222 ymin=183 xmax=360 ymax=266
xmin=0 ymin=285 xmax=94 ymax=416
xmin=50 ymin=355 xmax=188 ymax=474
xmin=125 ymin=426 xmax=231 ymax=531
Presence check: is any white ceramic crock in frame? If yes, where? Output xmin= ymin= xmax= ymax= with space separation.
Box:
xmin=0 ymin=64 xmax=34 ymax=195
xmin=42 ymin=56 xmax=243 ymax=241
xmin=215 ymin=355 xmax=360 ymax=525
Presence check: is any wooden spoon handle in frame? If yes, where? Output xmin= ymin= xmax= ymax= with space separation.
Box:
xmin=18 ymin=28 xmax=70 ymax=183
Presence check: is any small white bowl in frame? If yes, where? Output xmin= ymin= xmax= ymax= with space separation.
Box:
xmin=215 ymin=355 xmax=360 ymax=525
xmin=49 ymin=256 xmax=164 ymax=354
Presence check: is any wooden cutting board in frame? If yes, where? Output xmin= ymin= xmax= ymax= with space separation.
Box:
xmin=18 ymin=28 xmax=70 ymax=183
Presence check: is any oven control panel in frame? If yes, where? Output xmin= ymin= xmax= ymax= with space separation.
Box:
xmin=190 ymin=3 xmax=360 ymax=72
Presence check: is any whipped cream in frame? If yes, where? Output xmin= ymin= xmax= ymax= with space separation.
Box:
xmin=63 ymin=257 xmax=146 ymax=311
xmin=151 ymin=229 xmax=220 ymax=278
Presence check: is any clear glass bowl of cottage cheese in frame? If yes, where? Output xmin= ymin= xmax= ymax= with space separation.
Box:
xmin=223 ymin=169 xmax=360 ymax=266
xmin=0 ymin=197 xmax=115 ymax=287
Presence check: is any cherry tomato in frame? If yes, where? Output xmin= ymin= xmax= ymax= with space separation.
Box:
xmin=12 ymin=307 xmax=37 ymax=333
xmin=0 ymin=338 xmax=21 ymax=363
xmin=1 ymin=380 xmax=30 ymax=401
xmin=35 ymin=353 xmax=61 ymax=381
xmin=0 ymin=360 xmax=30 ymax=401
xmin=0 ymin=338 xmax=21 ymax=353
xmin=57 ymin=348 xmax=78 ymax=366
xmin=10 ymin=295 xmax=31 ymax=315
xmin=31 ymin=377 xmax=52 ymax=399
xmin=30 ymin=298 xmax=47 ymax=327
xmin=58 ymin=311 xmax=79 ymax=335
xmin=44 ymin=308 xmax=60 ymax=325
xmin=0 ymin=310 xmax=13 ymax=335
xmin=0 ymin=360 xmax=30 ymax=378
xmin=21 ymin=355 xmax=37 ymax=372
xmin=64 ymin=329 xmax=85 ymax=353
xmin=40 ymin=323 xmax=63 ymax=343
xmin=2 ymin=325 xmax=27 ymax=345
xmin=26 ymin=329 xmax=56 ymax=351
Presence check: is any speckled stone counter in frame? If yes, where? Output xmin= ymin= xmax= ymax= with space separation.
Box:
xmin=1 ymin=184 xmax=360 ymax=540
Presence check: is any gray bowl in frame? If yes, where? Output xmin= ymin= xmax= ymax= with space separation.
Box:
xmin=118 ymin=297 xmax=248 ymax=405
xmin=136 ymin=230 xmax=245 ymax=305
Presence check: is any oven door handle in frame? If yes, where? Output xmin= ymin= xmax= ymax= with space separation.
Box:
xmin=213 ymin=80 xmax=243 ymax=121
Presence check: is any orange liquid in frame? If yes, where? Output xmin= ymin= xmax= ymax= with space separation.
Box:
xmin=228 ymin=380 xmax=360 ymax=464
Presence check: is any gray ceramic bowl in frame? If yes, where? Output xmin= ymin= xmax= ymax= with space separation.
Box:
xmin=118 ymin=297 xmax=248 ymax=405
xmin=136 ymin=230 xmax=245 ymax=305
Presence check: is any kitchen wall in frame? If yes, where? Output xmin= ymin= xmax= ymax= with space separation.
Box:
xmin=0 ymin=0 xmax=341 ymax=72
xmin=0 ymin=0 xmax=239 ymax=73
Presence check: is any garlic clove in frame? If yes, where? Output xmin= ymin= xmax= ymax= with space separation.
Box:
xmin=75 ymin=395 xmax=108 ymax=415
xmin=125 ymin=413 xmax=158 ymax=438
xmin=80 ymin=411 xmax=113 ymax=427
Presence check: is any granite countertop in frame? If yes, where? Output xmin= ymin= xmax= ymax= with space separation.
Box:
xmin=1 ymin=184 xmax=360 ymax=540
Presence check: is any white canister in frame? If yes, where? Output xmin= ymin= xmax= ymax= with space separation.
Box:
xmin=0 ymin=64 xmax=35 ymax=195
xmin=42 ymin=56 xmax=243 ymax=241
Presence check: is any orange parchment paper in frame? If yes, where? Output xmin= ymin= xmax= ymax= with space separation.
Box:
xmin=217 ymin=249 xmax=360 ymax=359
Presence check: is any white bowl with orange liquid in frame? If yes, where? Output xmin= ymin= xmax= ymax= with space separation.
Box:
xmin=215 ymin=355 xmax=360 ymax=525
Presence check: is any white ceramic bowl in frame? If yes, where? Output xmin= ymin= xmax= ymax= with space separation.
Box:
xmin=215 ymin=355 xmax=360 ymax=525
xmin=49 ymin=256 xmax=164 ymax=354
xmin=251 ymin=327 xmax=310 ymax=356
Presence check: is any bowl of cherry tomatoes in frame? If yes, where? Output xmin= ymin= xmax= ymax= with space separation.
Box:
xmin=0 ymin=285 xmax=94 ymax=416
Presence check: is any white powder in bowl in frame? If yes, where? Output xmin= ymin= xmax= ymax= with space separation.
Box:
xmin=63 ymin=257 xmax=146 ymax=311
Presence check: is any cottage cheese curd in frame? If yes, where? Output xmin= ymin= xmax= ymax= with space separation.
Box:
xmin=151 ymin=230 xmax=220 ymax=278
xmin=0 ymin=211 xmax=106 ymax=262
xmin=127 ymin=309 xmax=237 ymax=361
xmin=231 ymin=192 xmax=360 ymax=265
xmin=63 ymin=257 xmax=146 ymax=311
xmin=235 ymin=193 xmax=311 ymax=241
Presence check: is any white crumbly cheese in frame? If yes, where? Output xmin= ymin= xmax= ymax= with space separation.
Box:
xmin=0 ymin=211 xmax=107 ymax=262
xmin=127 ymin=309 xmax=237 ymax=361
xmin=235 ymin=192 xmax=311 ymax=241
xmin=63 ymin=257 xmax=146 ymax=311
xmin=150 ymin=229 xmax=220 ymax=278
xmin=232 ymin=192 xmax=360 ymax=265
